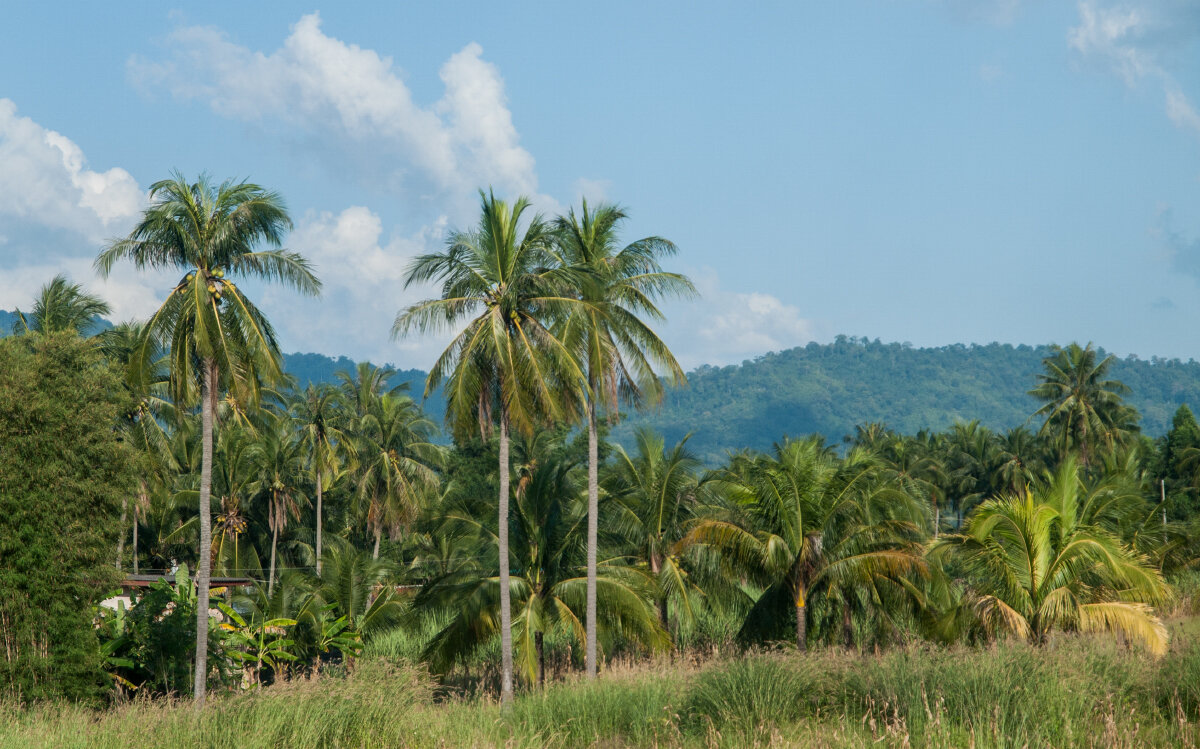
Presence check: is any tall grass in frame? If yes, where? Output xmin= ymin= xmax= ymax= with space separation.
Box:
xmin=5 ymin=627 xmax=1200 ymax=747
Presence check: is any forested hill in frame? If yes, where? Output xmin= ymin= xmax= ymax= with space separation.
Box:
xmin=282 ymin=337 xmax=1200 ymax=461
xmin=7 ymin=307 xmax=1200 ymax=460
xmin=0 ymin=309 xmax=111 ymax=336
xmin=611 ymin=337 xmax=1200 ymax=460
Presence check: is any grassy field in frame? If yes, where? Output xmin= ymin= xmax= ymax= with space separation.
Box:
xmin=5 ymin=621 xmax=1200 ymax=748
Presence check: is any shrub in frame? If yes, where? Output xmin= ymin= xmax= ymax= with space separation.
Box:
xmin=0 ymin=334 xmax=135 ymax=703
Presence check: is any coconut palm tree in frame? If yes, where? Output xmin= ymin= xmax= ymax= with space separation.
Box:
xmin=1029 ymin=343 xmax=1135 ymax=466
xmin=250 ymin=416 xmax=309 ymax=596
xmin=290 ymin=384 xmax=348 ymax=574
xmin=306 ymin=541 xmax=405 ymax=638
xmin=352 ymin=392 xmax=442 ymax=559
xmin=338 ymin=361 xmax=405 ymax=420
xmin=685 ymin=437 xmax=927 ymax=651
xmin=12 ymin=273 xmax=110 ymax=336
xmin=392 ymin=189 xmax=586 ymax=707
xmin=873 ymin=432 xmax=945 ymax=537
xmin=930 ymin=458 xmax=1170 ymax=653
xmin=210 ymin=420 xmax=260 ymax=580
xmin=95 ymin=172 xmax=320 ymax=706
xmin=944 ymin=420 xmax=998 ymax=529
xmin=606 ymin=428 xmax=705 ymax=635
xmin=552 ymin=199 xmax=694 ymax=679
xmin=991 ymin=426 xmax=1046 ymax=495
xmin=417 ymin=432 xmax=666 ymax=688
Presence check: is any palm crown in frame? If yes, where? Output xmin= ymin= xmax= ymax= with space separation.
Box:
xmin=552 ymin=200 xmax=694 ymax=414
xmin=393 ymin=189 xmax=585 ymax=438
xmin=96 ymin=172 xmax=320 ymax=405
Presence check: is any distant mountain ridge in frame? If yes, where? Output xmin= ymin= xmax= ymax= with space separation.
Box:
xmin=611 ymin=337 xmax=1200 ymax=461
xmin=287 ymin=336 xmax=1200 ymax=461
xmin=6 ymin=309 xmax=1200 ymax=460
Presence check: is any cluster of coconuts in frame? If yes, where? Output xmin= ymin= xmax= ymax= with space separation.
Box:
xmin=175 ymin=268 xmax=228 ymax=299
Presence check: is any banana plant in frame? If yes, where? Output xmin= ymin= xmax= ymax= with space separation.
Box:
xmin=217 ymin=602 xmax=298 ymax=687
xmin=95 ymin=599 xmax=139 ymax=696
xmin=304 ymin=603 xmax=363 ymax=669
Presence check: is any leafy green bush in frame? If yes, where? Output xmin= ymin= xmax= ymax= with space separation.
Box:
xmin=0 ymin=334 xmax=135 ymax=703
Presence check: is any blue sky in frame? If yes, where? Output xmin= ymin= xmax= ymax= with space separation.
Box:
xmin=2 ymin=1 xmax=1199 ymax=369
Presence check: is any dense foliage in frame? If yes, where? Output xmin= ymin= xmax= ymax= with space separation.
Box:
xmin=0 ymin=333 xmax=136 ymax=702
xmin=8 ymin=179 xmax=1200 ymax=749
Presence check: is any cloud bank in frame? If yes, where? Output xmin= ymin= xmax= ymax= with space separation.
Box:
xmin=665 ymin=270 xmax=817 ymax=369
xmin=1069 ymin=0 xmax=1200 ymax=138
xmin=0 ymin=98 xmax=142 ymax=242
xmin=0 ymin=98 xmax=166 ymax=321
xmin=129 ymin=13 xmax=541 ymax=212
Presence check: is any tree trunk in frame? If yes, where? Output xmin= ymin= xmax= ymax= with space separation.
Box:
xmin=116 ymin=495 xmax=128 ymax=569
xmin=536 ymin=630 xmax=545 ymax=690
xmin=372 ymin=523 xmax=381 ymax=560
xmin=650 ymin=554 xmax=669 ymax=631
xmin=933 ymin=501 xmax=939 ymax=539
xmin=490 ymin=416 xmax=514 ymax=709
xmin=194 ymin=358 xmax=216 ymax=708
xmin=315 ymin=472 xmax=324 ymax=575
xmin=585 ymin=395 xmax=599 ymax=680
xmin=795 ymin=587 xmax=807 ymax=653
xmin=268 ymin=514 xmax=278 ymax=597
xmin=498 ymin=416 xmax=515 ymax=708
xmin=132 ymin=505 xmax=139 ymax=575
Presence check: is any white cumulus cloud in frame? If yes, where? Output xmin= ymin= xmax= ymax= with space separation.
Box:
xmin=662 ymin=271 xmax=818 ymax=369
xmin=0 ymin=98 xmax=143 ymax=241
xmin=260 ymin=206 xmax=452 ymax=367
xmin=1069 ymin=1 xmax=1200 ymax=138
xmin=0 ymin=99 xmax=163 ymax=321
xmin=129 ymin=13 xmax=542 ymax=211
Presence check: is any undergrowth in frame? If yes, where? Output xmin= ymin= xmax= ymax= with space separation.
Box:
xmin=5 ymin=625 xmax=1200 ymax=748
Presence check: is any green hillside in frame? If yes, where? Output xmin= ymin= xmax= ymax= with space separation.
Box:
xmin=8 ymin=308 xmax=1200 ymax=459
xmin=281 ymin=336 xmax=1200 ymax=461
xmin=611 ymin=336 xmax=1200 ymax=461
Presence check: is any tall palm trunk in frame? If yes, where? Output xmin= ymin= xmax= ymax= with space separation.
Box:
xmin=268 ymin=508 xmax=279 ymax=597
xmin=650 ymin=553 xmax=669 ymax=630
xmin=194 ymin=358 xmax=216 ymax=708
xmin=372 ymin=523 xmax=382 ymax=560
xmin=795 ymin=580 xmax=807 ymax=653
xmin=585 ymin=394 xmax=599 ymax=680
xmin=132 ymin=505 xmax=139 ymax=574
xmin=536 ymin=630 xmax=545 ymax=689
xmin=315 ymin=472 xmax=323 ymax=574
xmin=498 ymin=415 xmax=514 ymax=708
xmin=116 ymin=496 xmax=128 ymax=569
